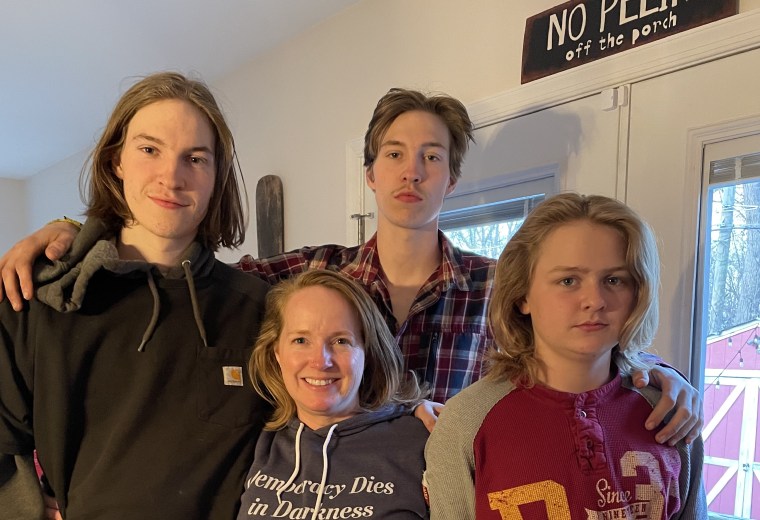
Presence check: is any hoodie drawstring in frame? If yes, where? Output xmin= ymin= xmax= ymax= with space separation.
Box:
xmin=137 ymin=271 xmax=160 ymax=352
xmin=275 ymin=422 xmax=338 ymax=519
xmin=137 ymin=260 xmax=209 ymax=352
xmin=182 ymin=259 xmax=208 ymax=348
xmin=311 ymin=424 xmax=338 ymax=520
xmin=277 ymin=423 xmax=304 ymax=504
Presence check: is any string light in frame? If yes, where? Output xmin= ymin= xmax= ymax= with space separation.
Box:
xmin=707 ymin=325 xmax=759 ymax=391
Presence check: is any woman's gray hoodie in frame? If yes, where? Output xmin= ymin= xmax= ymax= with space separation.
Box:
xmin=237 ymin=404 xmax=429 ymax=519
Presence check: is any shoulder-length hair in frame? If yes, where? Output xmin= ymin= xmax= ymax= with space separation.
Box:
xmin=363 ymin=88 xmax=474 ymax=184
xmin=81 ymin=71 xmax=247 ymax=250
xmin=250 ymin=270 xmax=425 ymax=430
xmin=487 ymin=192 xmax=660 ymax=385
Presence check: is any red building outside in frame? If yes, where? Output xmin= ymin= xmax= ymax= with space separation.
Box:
xmin=703 ymin=319 xmax=760 ymax=518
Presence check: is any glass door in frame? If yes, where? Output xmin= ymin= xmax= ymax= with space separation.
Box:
xmin=698 ymin=134 xmax=760 ymax=518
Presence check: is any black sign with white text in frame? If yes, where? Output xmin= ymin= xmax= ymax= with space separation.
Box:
xmin=522 ymin=0 xmax=737 ymax=83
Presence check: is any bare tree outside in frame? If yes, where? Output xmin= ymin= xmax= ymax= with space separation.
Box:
xmin=707 ymin=180 xmax=760 ymax=335
xmin=444 ymin=219 xmax=525 ymax=259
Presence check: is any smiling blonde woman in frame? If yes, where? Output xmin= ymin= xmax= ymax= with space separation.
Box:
xmin=241 ymin=270 xmax=429 ymax=519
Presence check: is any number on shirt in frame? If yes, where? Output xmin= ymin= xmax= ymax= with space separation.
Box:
xmin=621 ymin=451 xmax=665 ymax=519
xmin=488 ymin=480 xmax=571 ymax=519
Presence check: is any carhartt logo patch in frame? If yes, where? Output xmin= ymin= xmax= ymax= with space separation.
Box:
xmin=222 ymin=366 xmax=244 ymax=387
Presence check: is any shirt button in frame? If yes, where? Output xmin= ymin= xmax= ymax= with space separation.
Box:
xmin=579 ymin=410 xmax=587 ymax=418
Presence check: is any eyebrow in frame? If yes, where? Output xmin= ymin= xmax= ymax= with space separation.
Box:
xmin=285 ymin=329 xmax=358 ymax=337
xmin=548 ymin=265 xmax=629 ymax=274
xmin=379 ymin=139 xmax=447 ymax=150
xmin=132 ymin=133 xmax=214 ymax=155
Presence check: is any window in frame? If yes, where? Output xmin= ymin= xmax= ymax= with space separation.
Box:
xmin=697 ymin=135 xmax=760 ymax=518
xmin=440 ymin=169 xmax=557 ymax=258
xmin=440 ymin=195 xmax=545 ymax=258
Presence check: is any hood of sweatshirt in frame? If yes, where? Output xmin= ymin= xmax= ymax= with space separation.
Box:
xmin=271 ymin=404 xmax=412 ymax=516
xmin=33 ymin=216 xmax=216 ymax=351
xmin=290 ymin=403 xmax=411 ymax=439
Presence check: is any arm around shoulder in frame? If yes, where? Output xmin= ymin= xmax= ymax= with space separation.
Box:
xmin=0 ymin=218 xmax=85 ymax=310
xmin=230 ymin=248 xmax=315 ymax=283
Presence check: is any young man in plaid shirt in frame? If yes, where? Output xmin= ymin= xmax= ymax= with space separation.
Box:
xmin=236 ymin=89 xmax=491 ymax=406
xmin=0 ymin=88 xmax=702 ymax=443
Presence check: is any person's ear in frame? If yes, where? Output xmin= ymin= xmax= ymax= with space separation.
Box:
xmin=446 ymin=177 xmax=457 ymax=196
xmin=365 ymin=167 xmax=376 ymax=192
xmin=113 ymin=155 xmax=124 ymax=180
xmin=518 ymin=298 xmax=530 ymax=315
xmin=274 ymin=343 xmax=282 ymax=363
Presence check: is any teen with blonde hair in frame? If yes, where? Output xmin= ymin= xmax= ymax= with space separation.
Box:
xmin=425 ymin=193 xmax=706 ymax=519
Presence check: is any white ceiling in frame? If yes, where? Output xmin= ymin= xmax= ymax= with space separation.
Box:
xmin=1 ymin=0 xmax=362 ymax=179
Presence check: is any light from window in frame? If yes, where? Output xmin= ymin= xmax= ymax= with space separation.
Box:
xmin=443 ymin=220 xmax=525 ymax=259
xmin=440 ymin=194 xmax=545 ymax=259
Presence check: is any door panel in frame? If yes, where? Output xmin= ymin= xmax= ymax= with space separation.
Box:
xmin=626 ymin=47 xmax=760 ymax=375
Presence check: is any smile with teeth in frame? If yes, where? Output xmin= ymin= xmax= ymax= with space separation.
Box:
xmin=304 ymin=378 xmax=336 ymax=386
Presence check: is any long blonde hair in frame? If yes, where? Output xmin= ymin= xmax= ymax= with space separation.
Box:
xmin=487 ymin=193 xmax=660 ymax=385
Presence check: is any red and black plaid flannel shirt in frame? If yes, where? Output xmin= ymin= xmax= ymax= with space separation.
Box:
xmin=233 ymin=232 xmax=495 ymax=402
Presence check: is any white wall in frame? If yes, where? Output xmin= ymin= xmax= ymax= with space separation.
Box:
xmin=6 ymin=0 xmax=760 ymax=264
xmin=215 ymin=0 xmax=760 ymax=261
xmin=25 ymin=150 xmax=89 ymax=230
xmin=0 ymin=178 xmax=27 ymax=253
xmin=213 ymin=0 xmax=566 ymax=261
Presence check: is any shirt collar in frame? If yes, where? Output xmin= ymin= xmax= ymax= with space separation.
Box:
xmin=340 ymin=233 xmax=383 ymax=287
xmin=342 ymin=231 xmax=473 ymax=292
xmin=438 ymin=231 xmax=473 ymax=292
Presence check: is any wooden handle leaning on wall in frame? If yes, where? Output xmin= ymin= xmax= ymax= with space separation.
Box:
xmin=255 ymin=174 xmax=284 ymax=258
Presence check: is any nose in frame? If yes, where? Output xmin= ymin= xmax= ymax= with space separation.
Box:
xmin=582 ymin=283 xmax=607 ymax=311
xmin=401 ymin=154 xmax=425 ymax=184
xmin=157 ymin=157 xmax=185 ymax=189
xmin=308 ymin=344 xmax=334 ymax=369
